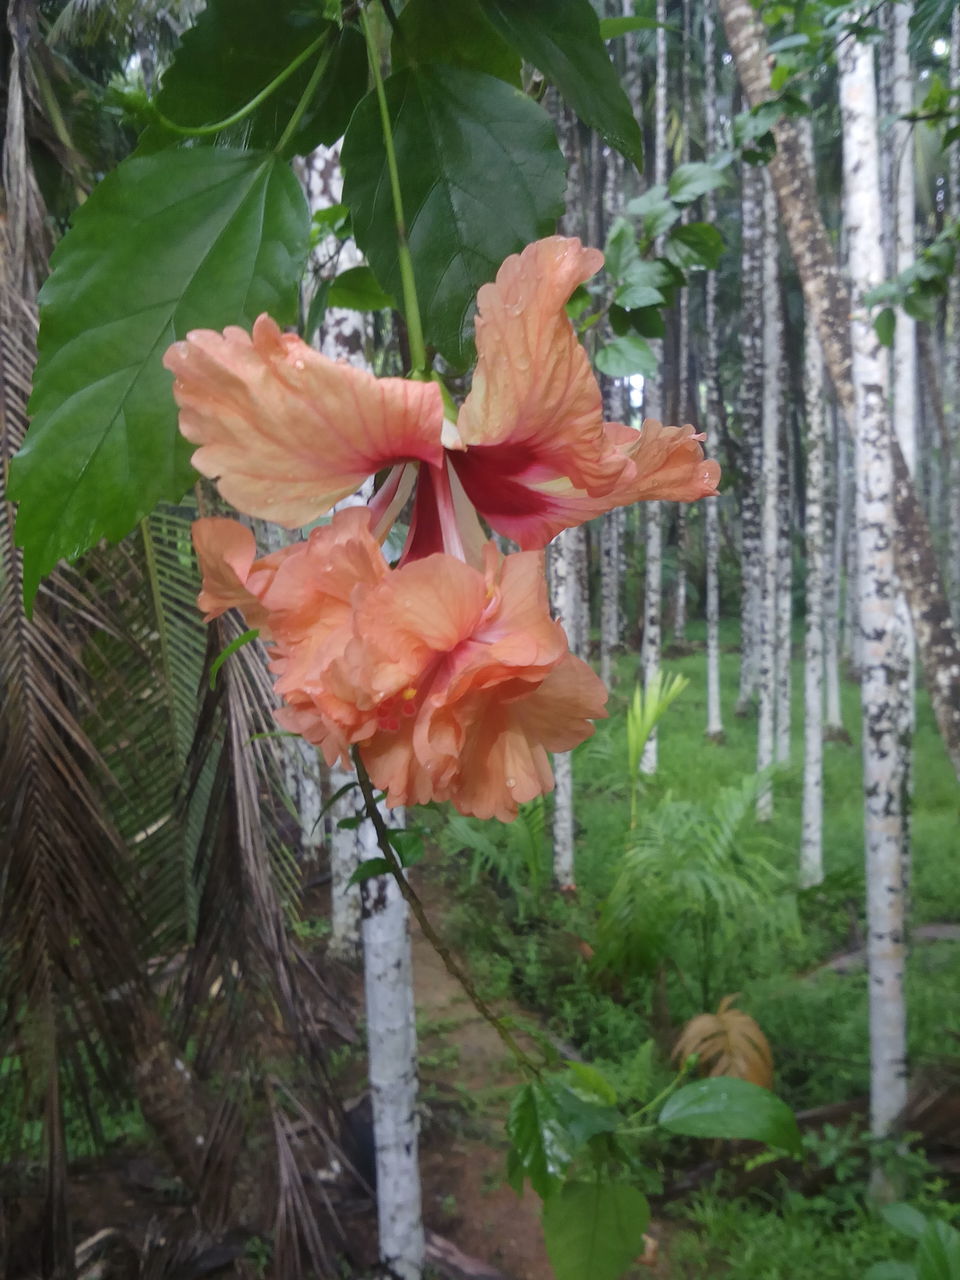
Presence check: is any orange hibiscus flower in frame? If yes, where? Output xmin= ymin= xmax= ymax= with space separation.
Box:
xmin=192 ymin=509 xmax=606 ymax=820
xmin=164 ymin=236 xmax=719 ymax=564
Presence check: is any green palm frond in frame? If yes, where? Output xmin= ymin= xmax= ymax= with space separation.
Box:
xmin=596 ymin=773 xmax=783 ymax=983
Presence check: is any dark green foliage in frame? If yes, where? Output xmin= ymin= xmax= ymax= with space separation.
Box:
xmin=342 ymin=62 xmax=565 ymax=368
xmin=141 ymin=1 xmax=366 ymax=155
xmin=478 ymin=0 xmax=644 ymax=168
xmin=10 ymin=149 xmax=309 ymax=604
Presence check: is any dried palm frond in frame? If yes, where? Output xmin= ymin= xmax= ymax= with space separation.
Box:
xmin=673 ymin=994 xmax=775 ymax=1089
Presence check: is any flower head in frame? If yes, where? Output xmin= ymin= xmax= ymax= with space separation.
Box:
xmin=166 ymin=236 xmax=719 ymax=820
xmin=163 ymin=236 xmax=719 ymax=562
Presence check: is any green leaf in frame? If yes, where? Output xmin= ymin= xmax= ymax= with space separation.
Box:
xmin=883 ymin=1204 xmax=929 ymax=1242
xmin=658 ymin=1077 xmax=802 ymax=1156
xmin=768 ymin=33 xmax=811 ymax=53
xmin=11 ymin=149 xmax=309 ymax=606
xmin=665 ymin=222 xmax=725 ymax=271
xmin=479 ymin=0 xmax=643 ymax=168
xmin=348 ymin=858 xmax=394 ymax=885
xmin=668 ymin=162 xmax=728 ymax=206
xmin=342 ymin=64 xmax=565 ymax=368
xmin=874 ymin=307 xmax=897 ymax=347
xmin=388 ymin=828 xmax=426 ymax=868
xmin=615 ymin=259 xmax=670 ymax=309
xmin=542 ymin=1182 xmax=650 ymax=1280
xmin=507 ymin=1082 xmax=578 ymax=1198
xmin=567 ymin=1062 xmax=618 ymax=1106
xmin=916 ymin=1219 xmax=960 ymax=1280
xmin=626 ymin=186 xmax=679 ymax=241
xmin=142 ymin=2 xmax=366 ymax=155
xmin=595 ymin=334 xmax=656 ymax=378
xmin=599 ymin=15 xmax=660 ymax=38
xmin=311 ymin=202 xmax=351 ymax=240
xmin=611 ymin=303 xmax=666 ymax=340
xmin=393 ymin=0 xmax=522 ymax=85
xmin=328 ymin=265 xmax=396 ymax=312
xmin=625 ymin=1040 xmax=655 ymax=1102
xmin=209 ymin=629 xmax=260 ymax=689
xmin=603 ymin=216 xmax=639 ymax=280
xmin=305 ymin=278 xmax=332 ymax=344
xmin=864 ymin=1265 xmax=917 ymax=1280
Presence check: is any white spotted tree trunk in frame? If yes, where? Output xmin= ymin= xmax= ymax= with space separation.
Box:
xmin=360 ymin=809 xmax=423 ymax=1280
xmin=703 ymin=0 xmax=724 ymax=743
xmin=801 ymin=326 xmax=826 ymax=887
xmin=756 ymin=172 xmax=780 ymax=819
xmin=839 ymin=29 xmax=909 ymax=1141
xmin=550 ymin=529 xmax=578 ymax=889
xmin=640 ymin=0 xmax=669 ymax=777
xmin=736 ymin=161 xmax=765 ymax=715
xmin=949 ymin=7 xmax=960 ymax=618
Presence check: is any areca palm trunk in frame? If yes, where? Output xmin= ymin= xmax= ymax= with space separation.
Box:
xmin=718 ymin=0 xmax=960 ymax=781
xmin=949 ymin=7 xmax=960 ymax=618
xmin=839 ymin=27 xmax=908 ymax=1141
xmin=824 ymin=403 xmax=846 ymax=737
xmin=641 ymin=0 xmax=669 ymax=777
xmin=703 ymin=0 xmax=724 ymax=742
xmin=360 ymin=807 xmax=423 ymax=1280
xmin=756 ymin=171 xmax=781 ymax=819
xmin=775 ymin=369 xmax=793 ymax=765
xmin=551 ymin=528 xmax=578 ymax=889
xmin=736 ymin=161 xmax=765 ymax=715
xmin=801 ymin=326 xmax=826 ymax=887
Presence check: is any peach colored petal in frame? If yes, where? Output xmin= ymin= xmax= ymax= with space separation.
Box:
xmin=453 ymin=237 xmax=629 ymax=528
xmin=191 ymin=517 xmax=303 ymax=630
xmin=164 ymin=314 xmax=445 ymax=525
xmin=260 ymin=506 xmax=387 ymax=646
xmin=608 ymin=419 xmax=722 ymax=502
xmin=346 ymin=553 xmax=489 ymax=698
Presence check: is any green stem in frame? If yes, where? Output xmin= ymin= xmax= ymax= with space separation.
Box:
xmin=275 ymin=38 xmax=335 ymax=154
xmin=351 ymin=748 xmax=541 ymax=1078
xmin=150 ymin=33 xmax=328 ymax=139
xmin=360 ymin=5 xmax=428 ymax=376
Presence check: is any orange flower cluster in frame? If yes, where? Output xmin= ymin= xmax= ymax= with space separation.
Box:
xmin=164 ymin=237 xmax=719 ymax=820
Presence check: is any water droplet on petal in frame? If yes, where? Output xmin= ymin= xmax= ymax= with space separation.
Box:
xmin=505 ymin=777 xmax=516 ymax=789
xmin=294 ymin=358 xmax=305 ymax=371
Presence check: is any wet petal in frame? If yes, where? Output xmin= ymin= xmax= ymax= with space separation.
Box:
xmin=192 ymin=517 xmax=300 ymax=629
xmin=608 ymin=419 xmax=722 ymax=502
xmin=454 ymin=237 xmax=629 ymax=523
xmin=165 ymin=314 xmax=445 ymax=525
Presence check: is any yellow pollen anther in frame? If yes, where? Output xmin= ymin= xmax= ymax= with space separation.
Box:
xmin=401 ymin=686 xmax=418 ymax=701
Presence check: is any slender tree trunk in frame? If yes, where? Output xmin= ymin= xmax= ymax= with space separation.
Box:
xmin=702 ymin=0 xmax=724 ymax=744
xmin=718 ymin=0 xmax=960 ymax=781
xmin=801 ymin=328 xmax=826 ymax=887
xmin=839 ymin=28 xmax=908 ymax=1141
xmin=641 ymin=0 xmax=669 ymax=776
xmin=823 ymin=402 xmax=846 ymax=736
xmin=756 ymin=171 xmax=780 ymax=819
xmin=551 ymin=530 xmax=578 ymax=889
xmin=360 ymin=808 xmax=423 ymax=1280
xmin=775 ymin=384 xmax=793 ymax=766
xmin=949 ymin=6 xmax=960 ymax=617
xmin=736 ymin=162 xmax=764 ymax=715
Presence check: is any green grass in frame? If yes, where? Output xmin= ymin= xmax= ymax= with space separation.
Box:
xmin=434 ymin=615 xmax=960 ymax=1274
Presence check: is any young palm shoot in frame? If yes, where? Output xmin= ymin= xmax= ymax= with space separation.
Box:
xmin=626 ymin=672 xmax=689 ymax=828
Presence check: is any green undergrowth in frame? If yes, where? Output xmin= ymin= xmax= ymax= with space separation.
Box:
xmin=431 ymin=617 xmax=960 ymax=1272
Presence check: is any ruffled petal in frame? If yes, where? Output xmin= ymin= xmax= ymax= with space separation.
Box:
xmin=165 ymin=314 xmax=445 ymax=525
xmin=192 ymin=517 xmax=301 ymax=630
xmin=607 ymin=419 xmax=722 ymax=502
xmin=454 ymin=237 xmax=629 ymax=516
